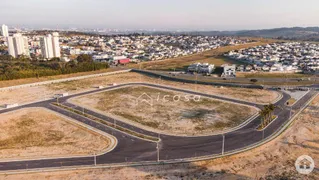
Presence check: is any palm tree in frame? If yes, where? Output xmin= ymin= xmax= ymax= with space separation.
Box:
xmin=262 ymin=105 xmax=269 ymax=127
xmin=267 ymin=104 xmax=276 ymax=124
xmin=264 ymin=104 xmax=276 ymax=125
xmin=259 ymin=109 xmax=266 ymax=128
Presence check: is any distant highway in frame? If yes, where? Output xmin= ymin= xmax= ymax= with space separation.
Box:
xmin=132 ymin=69 xmax=319 ymax=89
xmin=0 ymin=82 xmax=317 ymax=172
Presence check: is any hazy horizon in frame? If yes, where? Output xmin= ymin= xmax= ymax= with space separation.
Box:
xmin=1 ymin=0 xmax=319 ymax=31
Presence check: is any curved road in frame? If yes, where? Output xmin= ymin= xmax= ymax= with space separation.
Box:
xmin=0 ymin=82 xmax=317 ymax=172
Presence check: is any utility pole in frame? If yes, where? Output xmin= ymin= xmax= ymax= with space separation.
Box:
xmin=157 ymin=133 xmax=160 ymax=162
xmin=222 ymin=134 xmax=225 ymax=155
xmin=195 ymin=73 xmax=198 ymax=91
xmin=94 ymin=153 xmax=97 ymax=166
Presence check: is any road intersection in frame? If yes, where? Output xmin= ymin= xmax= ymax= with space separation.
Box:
xmin=0 ymin=82 xmax=317 ymax=172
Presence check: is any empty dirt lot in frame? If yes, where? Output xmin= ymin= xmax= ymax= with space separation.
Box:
xmin=0 ymin=108 xmax=111 ymax=160
xmin=0 ymin=72 xmax=279 ymax=108
xmin=2 ymin=94 xmax=318 ymax=180
xmin=71 ymin=86 xmax=257 ymax=136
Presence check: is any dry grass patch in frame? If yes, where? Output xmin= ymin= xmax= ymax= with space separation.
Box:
xmin=0 ymin=68 xmax=120 ymax=88
xmin=286 ymin=98 xmax=297 ymax=106
xmin=0 ymin=108 xmax=111 ymax=159
xmin=71 ymin=86 xmax=257 ymax=136
xmin=3 ymin=95 xmax=318 ymax=180
xmin=0 ymin=72 xmax=278 ymax=109
xmin=46 ymin=72 xmax=279 ymax=104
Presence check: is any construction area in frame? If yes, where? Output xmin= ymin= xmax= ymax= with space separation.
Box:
xmin=1 ymin=95 xmax=318 ymax=180
xmin=0 ymin=108 xmax=112 ymax=160
xmin=70 ymin=86 xmax=257 ymax=136
xmin=0 ymin=72 xmax=279 ymax=109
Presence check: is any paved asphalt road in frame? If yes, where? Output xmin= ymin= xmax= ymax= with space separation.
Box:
xmin=151 ymin=70 xmax=319 ymax=83
xmin=0 ymin=83 xmax=317 ymax=172
xmin=133 ymin=69 xmax=319 ymax=90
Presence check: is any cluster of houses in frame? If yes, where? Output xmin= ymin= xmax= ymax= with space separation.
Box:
xmin=187 ymin=63 xmax=215 ymax=74
xmin=1 ymin=29 xmax=252 ymax=64
xmin=225 ymin=42 xmax=319 ymax=74
xmin=57 ymin=35 xmax=251 ymax=63
xmin=187 ymin=63 xmax=237 ymax=77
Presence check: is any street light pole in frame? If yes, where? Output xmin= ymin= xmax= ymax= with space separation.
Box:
xmin=195 ymin=73 xmax=198 ymax=91
xmin=157 ymin=133 xmax=160 ymax=162
xmin=222 ymin=134 xmax=225 ymax=155
xmin=94 ymin=153 xmax=97 ymax=166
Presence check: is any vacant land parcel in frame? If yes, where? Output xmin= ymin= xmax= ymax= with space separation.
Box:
xmin=0 ymin=108 xmax=112 ymax=160
xmin=71 ymin=86 xmax=257 ymax=136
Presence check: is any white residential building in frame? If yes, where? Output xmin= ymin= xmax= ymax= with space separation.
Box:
xmin=40 ymin=32 xmax=61 ymax=59
xmin=222 ymin=64 xmax=236 ymax=77
xmin=52 ymin=32 xmax=61 ymax=57
xmin=188 ymin=63 xmax=215 ymax=74
xmin=1 ymin=24 xmax=9 ymax=37
xmin=7 ymin=34 xmax=30 ymax=58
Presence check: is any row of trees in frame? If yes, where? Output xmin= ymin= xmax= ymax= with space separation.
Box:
xmin=259 ymin=104 xmax=276 ymax=129
xmin=0 ymin=54 xmax=109 ymax=81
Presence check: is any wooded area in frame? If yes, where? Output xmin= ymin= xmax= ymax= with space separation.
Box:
xmin=0 ymin=54 xmax=109 ymax=80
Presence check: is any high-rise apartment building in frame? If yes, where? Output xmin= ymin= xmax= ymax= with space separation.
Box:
xmin=52 ymin=32 xmax=61 ymax=58
xmin=1 ymin=24 xmax=9 ymax=37
xmin=40 ymin=32 xmax=61 ymax=59
xmin=7 ymin=34 xmax=30 ymax=58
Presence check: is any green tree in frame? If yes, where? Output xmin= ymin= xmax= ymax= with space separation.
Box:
xmin=50 ymin=57 xmax=61 ymax=62
xmin=77 ymin=54 xmax=93 ymax=63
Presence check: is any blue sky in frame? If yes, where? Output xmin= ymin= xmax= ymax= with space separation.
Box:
xmin=1 ymin=0 xmax=318 ymax=30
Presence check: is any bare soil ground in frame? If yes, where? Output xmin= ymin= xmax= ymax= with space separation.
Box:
xmin=46 ymin=72 xmax=279 ymax=104
xmin=0 ymin=72 xmax=278 ymax=109
xmin=2 ymin=94 xmax=318 ymax=180
xmin=0 ymin=108 xmax=111 ymax=160
xmin=71 ymin=86 xmax=257 ymax=136
xmin=0 ymin=68 xmax=120 ymax=88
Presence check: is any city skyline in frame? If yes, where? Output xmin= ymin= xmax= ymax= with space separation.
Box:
xmin=1 ymin=0 xmax=319 ymax=30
